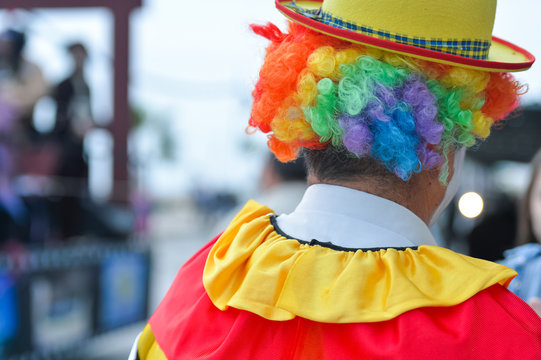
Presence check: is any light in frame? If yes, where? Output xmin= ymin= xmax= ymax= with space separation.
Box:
xmin=458 ymin=192 xmax=484 ymax=219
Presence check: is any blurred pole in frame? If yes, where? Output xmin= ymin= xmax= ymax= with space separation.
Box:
xmin=110 ymin=3 xmax=133 ymax=204
xmin=105 ymin=0 xmax=143 ymax=204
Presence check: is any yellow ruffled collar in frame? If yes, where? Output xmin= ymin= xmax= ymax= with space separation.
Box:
xmin=203 ymin=201 xmax=517 ymax=323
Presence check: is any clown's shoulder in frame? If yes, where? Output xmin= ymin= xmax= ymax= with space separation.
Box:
xmin=130 ymin=204 xmax=541 ymax=360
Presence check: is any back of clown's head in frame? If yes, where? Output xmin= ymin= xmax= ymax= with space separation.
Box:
xmin=248 ymin=1 xmax=532 ymax=225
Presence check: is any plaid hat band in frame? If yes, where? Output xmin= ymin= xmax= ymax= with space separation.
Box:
xmin=285 ymin=3 xmax=491 ymax=60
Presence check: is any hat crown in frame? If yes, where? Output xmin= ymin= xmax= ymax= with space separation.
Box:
xmin=321 ymin=0 xmax=497 ymax=42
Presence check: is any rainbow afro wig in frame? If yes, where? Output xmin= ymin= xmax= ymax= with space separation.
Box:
xmin=249 ymin=22 xmax=525 ymax=182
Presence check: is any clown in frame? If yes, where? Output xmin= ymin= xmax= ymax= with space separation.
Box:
xmin=131 ymin=1 xmax=540 ymax=359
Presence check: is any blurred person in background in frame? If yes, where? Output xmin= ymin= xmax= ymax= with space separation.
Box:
xmin=0 ymin=144 xmax=28 ymax=245
xmin=0 ymin=29 xmax=46 ymax=246
xmin=467 ymin=192 xmax=517 ymax=261
xmin=0 ymin=29 xmax=47 ymax=146
xmin=51 ymin=42 xmax=94 ymax=239
xmin=257 ymin=155 xmax=307 ymax=214
xmin=500 ymin=149 xmax=541 ymax=315
xmin=213 ymin=154 xmax=306 ymax=234
xmin=131 ymin=1 xmax=541 ymax=359
xmin=52 ymin=42 xmax=93 ymax=151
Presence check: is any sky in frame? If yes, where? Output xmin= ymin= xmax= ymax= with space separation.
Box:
xmin=2 ymin=0 xmax=541 ymax=199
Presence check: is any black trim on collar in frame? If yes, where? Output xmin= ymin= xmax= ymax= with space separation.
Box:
xmin=269 ymin=215 xmax=418 ymax=253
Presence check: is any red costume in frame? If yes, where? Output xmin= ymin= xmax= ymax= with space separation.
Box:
xmin=135 ymin=202 xmax=541 ymax=359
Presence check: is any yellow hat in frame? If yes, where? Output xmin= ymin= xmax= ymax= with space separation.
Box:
xmin=276 ymin=0 xmax=534 ymax=72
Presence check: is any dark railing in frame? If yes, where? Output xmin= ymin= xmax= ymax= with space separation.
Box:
xmin=0 ymin=241 xmax=151 ymax=359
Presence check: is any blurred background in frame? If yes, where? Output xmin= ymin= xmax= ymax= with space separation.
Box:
xmin=0 ymin=1 xmax=539 ymax=359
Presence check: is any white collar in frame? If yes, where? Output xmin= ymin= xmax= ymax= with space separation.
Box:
xmin=275 ymin=184 xmax=437 ymax=249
